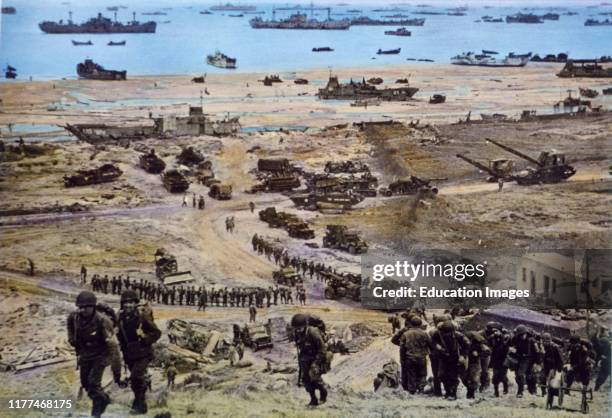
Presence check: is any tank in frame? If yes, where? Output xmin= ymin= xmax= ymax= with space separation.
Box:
xmin=176 ymin=147 xmax=205 ymax=166
xmin=209 ymin=183 xmax=232 ymax=200
xmin=139 ymin=149 xmax=166 ymax=174
xmin=63 ymin=163 xmax=122 ymax=187
xmin=456 ymin=153 xmax=515 ymax=182
xmin=161 ymin=169 xmax=190 ymax=193
xmin=251 ymin=174 xmax=301 ymax=192
xmin=322 ymin=271 xmax=362 ymax=301
xmin=154 ymin=248 xmax=178 ymax=278
xmin=485 ymin=138 xmax=576 ymax=185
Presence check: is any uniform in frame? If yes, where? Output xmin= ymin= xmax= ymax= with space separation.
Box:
xmin=431 ymin=321 xmax=469 ymax=400
xmin=292 ymin=314 xmax=329 ymax=406
xmin=400 ymin=317 xmax=431 ymax=394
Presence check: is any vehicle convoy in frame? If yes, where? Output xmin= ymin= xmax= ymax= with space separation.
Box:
xmin=322 ymin=225 xmax=368 ymax=254
xmin=63 ymin=163 xmax=123 ymax=187
xmin=162 ymin=169 xmax=190 ymax=193
xmin=139 ymin=149 xmax=166 ymax=174
xmin=456 ymin=153 xmax=515 ymax=181
xmin=259 ymin=207 xmax=315 ymax=239
xmin=322 ymin=271 xmax=362 ymax=301
xmin=209 ymin=183 xmax=232 ymax=200
xmin=485 ymin=138 xmax=576 ymax=185
xmin=379 ymin=176 xmax=445 ymax=197
xmin=273 ymin=267 xmax=302 ymax=286
xmin=39 ymin=12 xmax=157 ymax=33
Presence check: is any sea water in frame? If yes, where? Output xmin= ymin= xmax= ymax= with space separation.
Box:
xmin=0 ymin=0 xmax=611 ymax=80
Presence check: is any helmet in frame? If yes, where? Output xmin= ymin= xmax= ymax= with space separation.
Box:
xmin=76 ymin=291 xmax=97 ymax=307
xmin=438 ymin=320 xmax=455 ymax=333
xmin=291 ymin=313 xmax=309 ymax=328
xmin=120 ymin=289 xmax=139 ymax=304
xmin=410 ymin=316 xmax=422 ymax=327
xmin=515 ymin=325 xmax=528 ymax=335
xmin=542 ymin=333 xmax=552 ymax=343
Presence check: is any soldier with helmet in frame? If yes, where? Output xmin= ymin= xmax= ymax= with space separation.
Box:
xmin=565 ymin=335 xmax=596 ymax=391
xmin=291 ymin=314 xmax=329 ymax=407
xmin=400 ymin=316 xmax=432 ymax=394
xmin=539 ymin=333 xmax=564 ymax=397
xmin=431 ymin=320 xmax=469 ymax=400
xmin=508 ymin=324 xmax=537 ymax=398
xmin=117 ymin=290 xmax=162 ymax=414
xmin=67 ymin=291 xmax=123 ymax=418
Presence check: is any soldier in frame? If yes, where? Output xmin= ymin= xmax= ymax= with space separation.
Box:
xmin=462 ymin=331 xmax=490 ymax=399
xmin=431 ymin=320 xmax=469 ymax=400
xmin=80 ymin=265 xmax=88 ymax=284
xmin=198 ymin=287 xmax=207 ymax=311
xmin=165 ymin=361 xmax=177 ymax=390
xmin=273 ymin=286 xmax=279 ymax=305
xmin=249 ymin=201 xmax=255 ymax=213
xmin=170 ymin=287 xmax=176 ymax=305
xmin=249 ymin=305 xmax=257 ymax=323
xmin=198 ymin=195 xmax=205 ymax=210
xmin=509 ymin=324 xmax=537 ymax=398
xmin=539 ymin=333 xmax=563 ymax=397
xmin=593 ymin=330 xmax=611 ymax=391
xmin=489 ymin=327 xmax=511 ymax=397
xmin=111 ymin=277 xmax=117 ymax=295
xmin=117 ymin=290 xmax=161 ymax=414
xmin=67 ymin=291 xmax=123 ymax=418
xmin=291 ymin=314 xmax=329 ymax=407
xmin=192 ymin=193 xmax=196 ymax=208
xmin=565 ymin=335 xmax=595 ymax=391
xmin=102 ymin=275 xmax=109 ymax=294
xmin=389 ymin=313 xmax=401 ymax=334
xmin=400 ymin=317 xmax=431 ymax=394
xmin=178 ymin=286 xmax=185 ymax=305
xmin=116 ymin=275 xmax=123 ymax=295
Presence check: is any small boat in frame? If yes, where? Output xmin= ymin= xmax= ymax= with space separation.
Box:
xmin=72 ymin=40 xmax=93 ymax=46
xmin=482 ymin=50 xmax=499 ymax=55
xmin=384 ymin=27 xmax=411 ymax=36
xmin=206 ymin=50 xmax=237 ymax=69
xmin=228 ymin=14 xmax=243 ymax=17
xmin=5 ymin=65 xmax=17 ymax=79
xmin=312 ymin=47 xmax=334 ymax=52
xmin=200 ymin=10 xmax=213 ymax=14
xmin=377 ymin=48 xmax=401 ymax=55
xmin=108 ymin=40 xmax=126 ymax=46
xmin=294 ymin=78 xmax=309 ymax=84
xmin=429 ymin=94 xmax=446 ymax=104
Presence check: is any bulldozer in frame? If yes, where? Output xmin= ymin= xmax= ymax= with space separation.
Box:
xmin=456 ymin=153 xmax=515 ymax=182
xmin=209 ymin=183 xmax=232 ymax=200
xmin=322 ymin=271 xmax=362 ymax=302
xmin=139 ymin=149 xmax=166 ymax=174
xmin=322 ymin=225 xmax=368 ymax=254
xmin=155 ymin=248 xmax=178 ymax=278
xmin=161 ymin=169 xmax=190 ymax=193
xmin=485 ymin=138 xmax=576 ymax=185
xmin=63 ymin=164 xmax=123 ymax=187
xmin=273 ymin=267 xmax=302 ymax=287
xmin=379 ymin=176 xmax=445 ymax=197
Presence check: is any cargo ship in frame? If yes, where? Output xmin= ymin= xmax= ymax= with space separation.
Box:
xmin=77 ymin=59 xmax=127 ymax=80
xmin=206 ymin=51 xmax=237 ymax=69
xmin=505 ymin=13 xmax=543 ymax=23
xmin=384 ymin=27 xmax=411 ymax=36
xmin=584 ymin=19 xmax=612 ymax=26
xmin=210 ymin=3 xmax=256 ymax=12
xmin=250 ymin=13 xmax=350 ymax=30
xmin=350 ymin=16 xmax=425 ymax=26
xmin=39 ymin=12 xmax=156 ymax=34
xmin=451 ymin=52 xmax=529 ymax=67
xmin=318 ymin=75 xmax=418 ymax=101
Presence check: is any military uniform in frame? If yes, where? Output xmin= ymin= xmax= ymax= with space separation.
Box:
xmin=593 ymin=333 xmax=611 ymax=391
xmin=67 ymin=291 xmax=122 ymax=418
xmin=489 ymin=328 xmax=511 ymax=397
xmin=463 ymin=331 xmax=490 ymax=398
xmin=400 ymin=317 xmax=431 ymax=394
xmin=293 ymin=314 xmax=329 ymax=406
xmin=431 ymin=321 xmax=469 ymax=400
xmin=565 ymin=336 xmax=595 ymax=390
xmin=117 ymin=290 xmax=162 ymax=414
xmin=539 ymin=333 xmax=563 ymax=396
xmin=509 ymin=325 xmax=537 ymax=397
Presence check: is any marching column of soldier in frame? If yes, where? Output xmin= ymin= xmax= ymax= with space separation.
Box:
xmin=387 ymin=310 xmax=611 ymax=402
xmin=86 ymin=273 xmax=305 ymax=309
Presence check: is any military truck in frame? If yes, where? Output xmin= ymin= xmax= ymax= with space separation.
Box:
xmin=176 ymin=147 xmax=205 ymax=166
xmin=259 ymin=207 xmax=315 ymax=239
xmin=64 ymin=164 xmax=123 ymax=187
xmin=322 ymin=271 xmax=362 ymax=301
xmin=322 ymin=225 xmax=368 ymax=254
xmin=161 ymin=169 xmax=190 ymax=193
xmin=251 ymin=174 xmax=301 ymax=193
xmin=324 ymin=160 xmax=370 ymax=174
xmin=240 ymin=322 xmax=273 ymax=351
xmin=273 ymin=267 xmax=302 ymax=286
xmin=379 ymin=176 xmax=445 ymax=197
xmin=286 ymin=221 xmax=315 ymax=239
xmin=289 ymin=191 xmax=365 ymax=211
xmin=209 ymin=183 xmax=232 ymax=200
xmin=139 ymin=149 xmax=166 ymax=174
xmin=257 ymin=158 xmax=292 ymax=173
xmin=155 ymin=248 xmax=178 ymax=278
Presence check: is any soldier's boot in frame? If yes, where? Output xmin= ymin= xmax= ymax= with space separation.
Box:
xmin=130 ymin=392 xmax=147 ymax=415
xmin=319 ymin=386 xmax=327 ymax=404
xmin=466 ymin=387 xmax=475 ymax=399
xmin=516 ymin=384 xmax=524 ymax=398
xmin=307 ymin=390 xmax=319 ymax=407
xmin=494 ymin=384 xmax=500 ymax=397
xmin=541 ymin=386 xmax=547 ymax=397
xmin=502 ymin=380 xmax=509 ymax=394
xmin=91 ymin=393 xmax=110 ymax=418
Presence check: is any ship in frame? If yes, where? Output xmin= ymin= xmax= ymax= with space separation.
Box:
xmin=77 ymin=59 xmax=127 ymax=80
xmin=210 ymin=3 xmax=256 ymax=11
xmin=312 ymin=47 xmax=334 ymax=52
xmin=108 ymin=40 xmax=126 ymax=46
xmin=5 ymin=65 xmax=17 ymax=79
xmin=39 ymin=12 xmax=156 ymax=34
xmin=250 ymin=13 xmax=351 ymax=30
xmin=350 ymin=16 xmax=425 ymax=26
xmin=557 ymin=60 xmax=612 ymax=78
xmin=585 ymin=19 xmax=612 ymax=26
xmin=206 ymin=51 xmax=237 ymax=69
xmin=505 ymin=13 xmax=543 ymax=23
xmin=72 ymin=40 xmax=93 ymax=45
xmin=2 ymin=6 xmax=16 ymax=14
xmin=384 ymin=27 xmax=411 ymax=36
xmin=318 ymin=75 xmax=418 ymax=101
xmin=377 ymin=48 xmax=401 ymax=55
xmin=451 ymin=52 xmax=529 ymax=67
